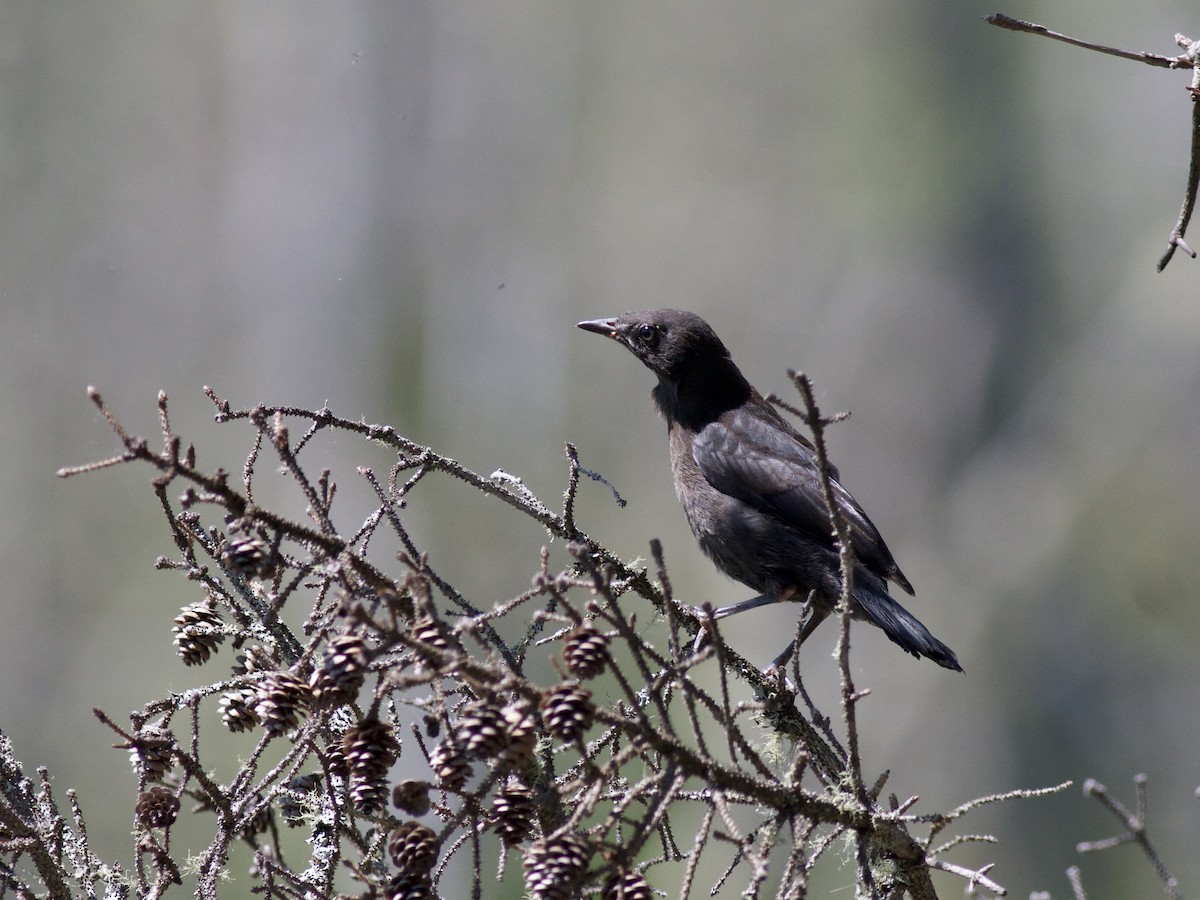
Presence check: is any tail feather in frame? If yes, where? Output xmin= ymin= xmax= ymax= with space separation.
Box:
xmin=854 ymin=584 xmax=962 ymax=672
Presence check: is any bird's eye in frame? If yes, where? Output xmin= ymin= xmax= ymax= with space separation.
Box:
xmin=636 ymin=324 xmax=657 ymax=343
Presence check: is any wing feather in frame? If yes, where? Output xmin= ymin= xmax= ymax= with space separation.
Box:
xmin=692 ymin=405 xmax=912 ymax=593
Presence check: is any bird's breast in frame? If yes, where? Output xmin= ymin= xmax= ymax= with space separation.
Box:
xmin=667 ymin=426 xmax=776 ymax=593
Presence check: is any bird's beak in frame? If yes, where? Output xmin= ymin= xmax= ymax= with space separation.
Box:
xmin=577 ymin=317 xmax=621 ymax=339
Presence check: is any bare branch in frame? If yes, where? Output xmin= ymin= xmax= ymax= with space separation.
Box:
xmin=1076 ymin=776 xmax=1181 ymax=900
xmin=986 ymin=14 xmax=1200 ymax=271
xmin=1158 ymin=94 xmax=1200 ymax=271
xmin=18 ymin=386 xmax=1091 ymax=898
xmin=984 ymin=14 xmax=1189 ymax=68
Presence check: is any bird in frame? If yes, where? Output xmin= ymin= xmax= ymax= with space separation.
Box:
xmin=577 ymin=309 xmax=961 ymax=671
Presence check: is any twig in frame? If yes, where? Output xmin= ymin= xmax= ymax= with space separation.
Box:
xmin=985 ymin=15 xmax=1200 ymax=271
xmin=1067 ymin=865 xmax=1088 ymax=900
xmin=787 ymin=371 xmax=866 ymax=802
xmin=1076 ymin=776 xmax=1180 ymax=900
xmin=927 ymin=858 xmax=1006 ymax=896
xmin=984 ymin=14 xmax=1187 ymax=68
xmin=1159 ymin=91 xmax=1200 ymax=271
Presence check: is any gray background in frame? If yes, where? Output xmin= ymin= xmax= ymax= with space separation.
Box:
xmin=3 ymin=2 xmax=1199 ymax=896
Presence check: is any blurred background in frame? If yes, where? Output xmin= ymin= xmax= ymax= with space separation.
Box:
xmin=3 ymin=1 xmax=1199 ymax=896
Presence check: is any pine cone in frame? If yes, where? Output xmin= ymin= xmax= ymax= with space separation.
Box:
xmin=388 ymin=821 xmax=438 ymax=876
xmin=385 ymin=872 xmax=436 ymax=900
xmin=427 ymin=740 xmax=471 ymax=792
xmin=496 ymin=701 xmax=537 ymax=772
xmin=344 ymin=716 xmax=400 ymax=814
xmin=129 ymin=727 xmax=175 ymax=783
xmin=409 ymin=617 xmax=459 ymax=655
xmin=351 ymin=779 xmax=390 ymax=817
xmin=172 ymin=602 xmax=224 ymax=666
xmin=522 ymin=832 xmax=593 ymax=900
xmin=240 ymin=794 xmax=271 ymax=837
xmin=489 ymin=779 xmax=535 ymax=845
xmin=539 ymin=682 xmax=596 ymax=743
xmin=562 ymin=624 xmax=610 ymax=680
xmin=232 ymin=644 xmax=276 ymax=676
xmin=255 ymin=669 xmax=311 ymax=737
xmin=135 ymin=786 xmax=180 ymax=829
xmin=392 ymin=779 xmax=431 ymax=817
xmin=219 ymin=686 xmax=261 ymax=733
xmin=456 ymin=701 xmax=508 ymax=762
xmin=310 ymin=633 xmax=371 ymax=708
xmin=221 ymin=533 xmax=276 ymax=580
xmin=321 ymin=738 xmax=350 ymax=780
xmin=602 ymin=870 xmax=653 ymax=900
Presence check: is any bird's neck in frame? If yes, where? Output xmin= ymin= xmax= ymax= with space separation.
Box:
xmin=652 ymin=357 xmax=751 ymax=430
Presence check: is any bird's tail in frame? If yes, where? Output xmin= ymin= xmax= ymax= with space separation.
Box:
xmin=853 ymin=583 xmax=962 ymax=672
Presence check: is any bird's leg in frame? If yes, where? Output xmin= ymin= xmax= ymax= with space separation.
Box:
xmin=767 ymin=592 xmax=827 ymax=673
xmin=691 ymin=589 xmax=793 ymax=653
xmin=710 ymin=593 xmax=773 ymax=619
xmin=695 ymin=586 xmax=802 ymax=658
xmin=768 ymin=639 xmax=797 ymax=671
xmin=693 ymin=587 xmax=829 ymax=671
xmin=710 ymin=584 xmax=797 ymax=619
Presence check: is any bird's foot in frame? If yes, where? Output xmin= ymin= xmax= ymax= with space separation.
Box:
xmin=689 ymin=603 xmax=716 ymax=654
xmin=758 ymin=640 xmax=798 ymax=693
xmin=756 ymin=660 xmax=797 ymax=702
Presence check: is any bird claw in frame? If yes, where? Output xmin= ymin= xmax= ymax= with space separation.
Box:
xmin=760 ymin=641 xmax=799 ymax=695
xmin=690 ymin=604 xmax=716 ymax=654
xmin=754 ymin=661 xmax=797 ymax=705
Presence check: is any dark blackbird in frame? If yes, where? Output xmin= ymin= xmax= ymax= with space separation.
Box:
xmin=578 ymin=309 xmax=961 ymax=671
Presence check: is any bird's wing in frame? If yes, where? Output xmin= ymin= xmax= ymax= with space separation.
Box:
xmin=692 ymin=406 xmax=912 ymax=592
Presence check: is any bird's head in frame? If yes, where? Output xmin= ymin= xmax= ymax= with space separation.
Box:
xmin=577 ymin=309 xmax=731 ymax=382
